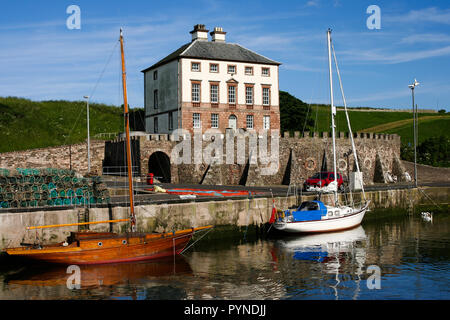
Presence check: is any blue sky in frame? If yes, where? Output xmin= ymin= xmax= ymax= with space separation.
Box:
xmin=1 ymin=0 xmax=450 ymax=111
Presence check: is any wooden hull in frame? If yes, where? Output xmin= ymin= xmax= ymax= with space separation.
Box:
xmin=5 ymin=226 xmax=211 ymax=265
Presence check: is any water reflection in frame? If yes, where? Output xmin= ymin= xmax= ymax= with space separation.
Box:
xmin=2 ymin=256 xmax=192 ymax=299
xmin=272 ymin=226 xmax=368 ymax=300
xmin=274 ymin=226 xmax=367 ymax=264
xmin=0 ymin=208 xmax=448 ymax=300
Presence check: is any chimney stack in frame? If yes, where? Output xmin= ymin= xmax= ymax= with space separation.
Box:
xmin=190 ymin=24 xmax=209 ymax=42
xmin=210 ymin=27 xmax=226 ymax=42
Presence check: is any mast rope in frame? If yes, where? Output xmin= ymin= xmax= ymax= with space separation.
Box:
xmin=180 ymin=227 xmax=213 ymax=254
xmin=61 ymin=40 xmax=119 ymax=147
xmin=331 ymin=39 xmax=366 ymax=203
xmin=89 ymin=40 xmax=119 ymax=100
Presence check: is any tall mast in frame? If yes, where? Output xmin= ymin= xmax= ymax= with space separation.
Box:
xmin=119 ymin=28 xmax=136 ymax=232
xmin=327 ymin=29 xmax=338 ymax=205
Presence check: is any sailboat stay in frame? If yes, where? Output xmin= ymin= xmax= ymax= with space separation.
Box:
xmin=5 ymin=29 xmax=213 ymax=265
xmin=273 ymin=29 xmax=370 ymax=234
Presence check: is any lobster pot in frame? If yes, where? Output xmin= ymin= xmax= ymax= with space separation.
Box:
xmin=10 ymin=200 xmax=19 ymax=208
xmin=7 ymin=176 xmax=17 ymax=184
xmin=35 ymin=176 xmax=44 ymax=184
xmin=66 ymin=189 xmax=75 ymax=198
xmin=29 ymin=200 xmax=38 ymax=207
xmin=13 ymin=192 xmax=23 ymax=201
xmin=75 ymin=188 xmax=84 ymax=197
xmin=41 ymin=191 xmax=49 ymax=200
xmin=50 ymin=189 xmax=58 ymax=199
xmin=27 ymin=176 xmax=36 ymax=184
xmin=0 ymin=168 xmax=105 ymax=209
xmin=62 ymin=175 xmax=71 ymax=184
xmin=1 ymin=201 xmax=10 ymax=208
xmin=4 ymin=192 xmax=14 ymax=201
xmin=0 ymin=168 xmax=11 ymax=176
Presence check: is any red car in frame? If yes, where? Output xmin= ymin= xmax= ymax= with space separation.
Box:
xmin=304 ymin=171 xmax=344 ymax=191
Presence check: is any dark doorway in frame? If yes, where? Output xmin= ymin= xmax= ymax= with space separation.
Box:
xmin=148 ymin=152 xmax=171 ymax=183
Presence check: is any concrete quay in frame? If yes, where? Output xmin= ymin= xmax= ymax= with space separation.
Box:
xmin=0 ymin=183 xmax=448 ymax=251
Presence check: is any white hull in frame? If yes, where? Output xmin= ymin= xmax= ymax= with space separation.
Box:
xmin=273 ymin=202 xmax=369 ymax=234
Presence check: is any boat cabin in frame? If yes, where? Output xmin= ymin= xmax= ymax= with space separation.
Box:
xmin=285 ymin=200 xmax=328 ymax=222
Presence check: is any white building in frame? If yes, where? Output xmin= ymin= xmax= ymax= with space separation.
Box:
xmin=142 ymin=24 xmax=281 ymax=134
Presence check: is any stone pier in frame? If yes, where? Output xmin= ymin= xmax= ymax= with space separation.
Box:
xmin=0 ymin=186 xmax=448 ymax=250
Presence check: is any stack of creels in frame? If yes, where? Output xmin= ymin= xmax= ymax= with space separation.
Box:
xmin=0 ymin=168 xmax=111 ymax=209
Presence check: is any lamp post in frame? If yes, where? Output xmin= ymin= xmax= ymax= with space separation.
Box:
xmin=408 ymin=79 xmax=419 ymax=187
xmin=84 ymin=95 xmax=91 ymax=173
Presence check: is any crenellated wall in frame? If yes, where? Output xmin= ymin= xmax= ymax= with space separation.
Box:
xmin=133 ymin=130 xmax=404 ymax=186
xmin=0 ymin=131 xmax=405 ymax=186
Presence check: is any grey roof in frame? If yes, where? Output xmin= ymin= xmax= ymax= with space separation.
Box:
xmin=141 ymin=40 xmax=281 ymax=72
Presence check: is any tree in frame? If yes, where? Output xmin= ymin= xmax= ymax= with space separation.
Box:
xmin=401 ymin=136 xmax=450 ymax=167
xmin=417 ymin=136 xmax=449 ymax=167
xmin=279 ymin=90 xmax=313 ymax=134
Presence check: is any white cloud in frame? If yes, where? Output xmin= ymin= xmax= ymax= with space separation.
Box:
xmin=306 ymin=0 xmax=320 ymax=7
xmin=385 ymin=7 xmax=450 ymax=25
xmin=340 ymin=45 xmax=450 ymax=64
xmin=400 ymin=33 xmax=450 ymax=44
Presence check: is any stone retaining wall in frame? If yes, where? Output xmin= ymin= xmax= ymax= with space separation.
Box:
xmin=0 ymin=140 xmax=105 ymax=175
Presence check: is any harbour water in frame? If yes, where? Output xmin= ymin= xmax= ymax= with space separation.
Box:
xmin=0 ymin=205 xmax=448 ymax=300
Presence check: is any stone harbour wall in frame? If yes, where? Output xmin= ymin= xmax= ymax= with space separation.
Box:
xmin=0 ymin=186 xmax=447 ymax=250
xmin=0 ymin=131 xmax=404 ymax=187
xmin=0 ymin=140 xmax=105 ymax=175
xmin=138 ymin=131 xmax=404 ymax=186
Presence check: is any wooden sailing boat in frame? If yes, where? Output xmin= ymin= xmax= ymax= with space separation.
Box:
xmin=5 ymin=29 xmax=212 ymax=264
xmin=273 ymin=29 xmax=370 ymax=234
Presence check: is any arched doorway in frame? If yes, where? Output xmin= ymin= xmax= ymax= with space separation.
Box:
xmin=228 ymin=115 xmax=237 ymax=129
xmin=148 ymin=151 xmax=171 ymax=183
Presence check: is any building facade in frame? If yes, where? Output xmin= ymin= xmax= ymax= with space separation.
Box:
xmin=142 ymin=24 xmax=281 ymax=135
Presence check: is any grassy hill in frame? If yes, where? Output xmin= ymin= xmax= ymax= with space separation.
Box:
xmin=0 ymin=95 xmax=448 ymax=160
xmin=281 ymin=92 xmax=449 ymax=167
xmin=0 ymin=97 xmax=125 ymax=153
xmin=302 ymin=104 xmax=449 ymax=146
